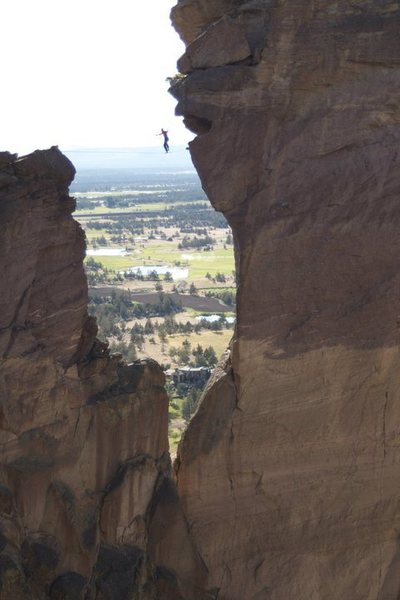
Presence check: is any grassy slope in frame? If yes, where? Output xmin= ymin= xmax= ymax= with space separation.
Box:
xmin=137 ymin=328 xmax=233 ymax=366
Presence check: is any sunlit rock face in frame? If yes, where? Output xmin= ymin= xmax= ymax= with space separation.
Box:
xmin=167 ymin=1 xmax=400 ymax=598
xmin=0 ymin=148 xmax=171 ymax=599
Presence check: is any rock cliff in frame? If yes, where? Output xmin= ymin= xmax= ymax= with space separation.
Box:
xmin=166 ymin=1 xmax=400 ymax=599
xmin=0 ymin=148 xmax=173 ymax=599
xmin=2 ymin=0 xmax=400 ymax=597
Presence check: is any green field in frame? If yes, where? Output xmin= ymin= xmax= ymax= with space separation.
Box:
xmin=84 ymin=227 xmax=111 ymax=240
xmin=76 ymin=180 xmax=234 ymax=286
xmin=85 ymin=242 xmax=234 ymax=282
xmin=75 ymin=200 xmax=205 ymax=215
xmin=75 ymin=190 xmax=160 ymax=198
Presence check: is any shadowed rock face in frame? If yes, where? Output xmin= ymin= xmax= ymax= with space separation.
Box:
xmin=167 ymin=1 xmax=400 ymax=598
xmin=0 ymin=148 xmax=174 ymax=599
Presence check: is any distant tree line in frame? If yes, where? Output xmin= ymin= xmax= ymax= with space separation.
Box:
xmin=178 ymin=234 xmax=214 ymax=250
xmin=204 ymin=289 xmax=235 ymax=306
xmin=89 ymin=291 xmax=183 ymax=336
xmin=84 ymin=204 xmax=229 ymax=237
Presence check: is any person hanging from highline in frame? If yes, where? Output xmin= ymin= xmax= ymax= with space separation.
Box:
xmin=157 ymin=128 xmax=169 ymax=153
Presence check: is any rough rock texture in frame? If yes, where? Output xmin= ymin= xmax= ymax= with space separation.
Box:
xmin=3 ymin=1 xmax=400 ymax=595
xmin=168 ymin=1 xmax=400 ymax=598
xmin=177 ymin=15 xmax=252 ymax=74
xmin=0 ymin=148 xmax=173 ymax=599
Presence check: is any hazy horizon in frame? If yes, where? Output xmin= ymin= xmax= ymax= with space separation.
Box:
xmin=63 ymin=146 xmax=196 ymax=173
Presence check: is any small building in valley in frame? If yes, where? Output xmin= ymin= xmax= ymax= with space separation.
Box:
xmin=166 ymin=366 xmax=211 ymax=385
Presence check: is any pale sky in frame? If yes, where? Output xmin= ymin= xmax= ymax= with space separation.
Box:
xmin=1 ymin=0 xmax=190 ymax=154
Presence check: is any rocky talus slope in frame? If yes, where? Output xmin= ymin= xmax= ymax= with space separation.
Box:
xmin=164 ymin=1 xmax=400 ymax=598
xmin=0 ymin=148 xmax=179 ymax=599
